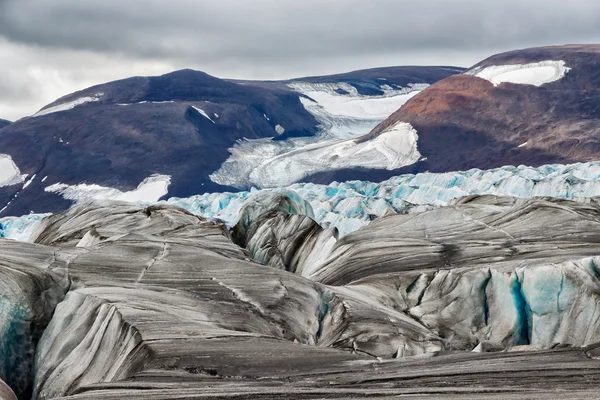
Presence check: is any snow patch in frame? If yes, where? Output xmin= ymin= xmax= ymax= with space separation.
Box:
xmin=34 ymin=93 xmax=103 ymax=117
xmin=518 ymin=141 xmax=529 ymax=148
xmin=117 ymin=101 xmax=175 ymax=106
xmin=0 ymin=155 xmax=26 ymax=187
xmin=192 ymin=106 xmax=215 ymax=123
xmin=22 ymin=174 xmax=36 ymax=189
xmin=275 ymin=124 xmax=285 ymax=135
xmin=45 ymin=174 xmax=171 ymax=203
xmin=465 ymin=61 xmax=570 ymax=87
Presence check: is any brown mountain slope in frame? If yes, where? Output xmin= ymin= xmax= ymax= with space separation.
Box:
xmin=364 ymin=44 xmax=600 ymax=172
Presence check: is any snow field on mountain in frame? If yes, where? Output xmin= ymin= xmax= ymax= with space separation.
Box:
xmin=465 ymin=60 xmax=570 ymax=87
xmin=0 ymin=155 xmax=24 ymax=187
xmin=33 ymin=94 xmax=104 ymax=117
xmin=44 ymin=174 xmax=171 ymax=203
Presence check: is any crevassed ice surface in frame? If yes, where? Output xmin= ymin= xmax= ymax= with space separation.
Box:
xmin=0 ymin=214 xmax=49 ymax=242
xmin=6 ymin=161 xmax=600 ymax=241
xmin=464 ymin=60 xmax=570 ymax=87
xmin=172 ymin=161 xmax=600 ymax=237
xmin=209 ymin=82 xmax=427 ymax=189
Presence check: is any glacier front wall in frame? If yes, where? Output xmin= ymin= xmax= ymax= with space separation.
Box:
xmin=4 ymin=162 xmax=600 ymax=240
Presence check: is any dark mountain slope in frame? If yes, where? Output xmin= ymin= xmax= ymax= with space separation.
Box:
xmin=0 ymin=66 xmax=460 ymax=216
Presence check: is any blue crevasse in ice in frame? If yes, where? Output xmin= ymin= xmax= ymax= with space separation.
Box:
xmin=165 ymin=162 xmax=600 ymax=237
xmin=0 ymin=214 xmax=49 ymax=242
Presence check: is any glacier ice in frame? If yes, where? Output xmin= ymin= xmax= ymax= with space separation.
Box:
xmin=3 ymin=195 xmax=600 ymax=397
xmin=0 ymin=214 xmax=49 ymax=242
xmin=0 ymin=240 xmax=69 ymax=398
xmin=172 ymin=161 xmax=600 ymax=238
xmin=232 ymin=191 xmax=337 ymax=277
xmin=209 ymin=81 xmax=426 ymax=188
xmin=8 ymin=161 xmax=600 ymax=242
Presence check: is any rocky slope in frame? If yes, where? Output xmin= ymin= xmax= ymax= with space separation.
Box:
xmin=0 ymin=66 xmax=461 ymax=218
xmin=0 ymin=119 xmax=10 ymax=129
xmin=3 ymin=194 xmax=600 ymax=398
xmin=343 ymin=45 xmax=600 ymax=182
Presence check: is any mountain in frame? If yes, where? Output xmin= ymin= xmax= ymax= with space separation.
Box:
xmin=0 ymin=118 xmax=10 ymax=129
xmin=0 ymin=66 xmax=462 ymax=217
xmin=359 ymin=45 xmax=600 ymax=176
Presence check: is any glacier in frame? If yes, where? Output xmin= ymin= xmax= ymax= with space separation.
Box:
xmin=209 ymin=81 xmax=426 ymax=188
xmin=170 ymin=161 xmax=600 ymax=237
xmin=0 ymin=214 xmax=48 ymax=242
xmin=4 ymin=186 xmax=600 ymax=397
xmin=6 ymin=161 xmax=600 ymax=241
xmin=3 ymin=196 xmax=600 ymax=398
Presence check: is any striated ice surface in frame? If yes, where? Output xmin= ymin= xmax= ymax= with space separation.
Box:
xmin=6 ymin=161 xmax=600 ymax=241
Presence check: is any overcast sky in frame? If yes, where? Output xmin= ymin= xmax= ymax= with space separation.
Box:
xmin=1 ymin=0 xmax=600 ymax=121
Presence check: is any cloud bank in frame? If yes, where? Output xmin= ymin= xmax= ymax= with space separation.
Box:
xmin=1 ymin=0 xmax=599 ymax=120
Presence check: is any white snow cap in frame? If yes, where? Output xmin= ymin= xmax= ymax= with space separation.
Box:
xmin=45 ymin=174 xmax=171 ymax=203
xmin=0 ymin=154 xmax=26 ymax=187
xmin=465 ymin=60 xmax=570 ymax=87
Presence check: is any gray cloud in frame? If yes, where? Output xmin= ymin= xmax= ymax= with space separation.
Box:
xmin=1 ymin=0 xmax=600 ymax=120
